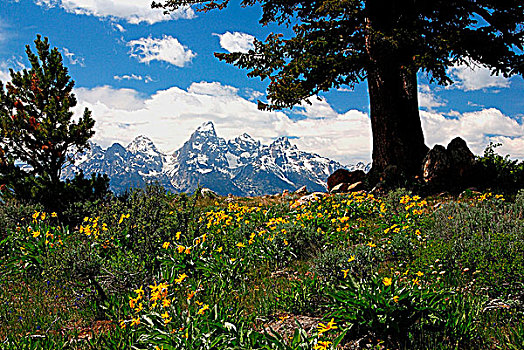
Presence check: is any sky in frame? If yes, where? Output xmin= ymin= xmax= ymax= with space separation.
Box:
xmin=0 ymin=0 xmax=523 ymax=165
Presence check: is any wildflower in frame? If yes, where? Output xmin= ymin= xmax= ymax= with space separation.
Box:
xmin=342 ymin=269 xmax=350 ymax=279
xmin=161 ymin=311 xmax=172 ymax=324
xmin=318 ymin=318 xmax=338 ymax=334
xmin=134 ymin=286 xmax=144 ymax=297
xmin=135 ymin=303 xmax=143 ymax=313
xmin=393 ymin=295 xmax=399 ymax=303
xmin=162 ymin=298 xmax=171 ymax=308
xmin=162 ymin=241 xmax=170 ymax=249
xmin=119 ymin=320 xmax=126 ymax=329
xmin=412 ymin=277 xmax=420 ymax=285
xmin=367 ymin=241 xmax=376 ymax=248
xmin=32 ymin=211 xmax=40 ymax=220
xmin=129 ymin=297 xmax=138 ymax=309
xmin=314 ymin=341 xmax=332 ymax=350
xmin=416 ymin=271 xmax=424 ymax=277
xmin=155 ymin=346 xmax=164 ymax=350
xmin=197 ymin=304 xmax=209 ymax=315
xmin=279 ymin=314 xmax=290 ymax=322
xmin=175 ymin=273 xmax=188 ymax=284
xmin=236 ymin=242 xmax=246 ymax=248
xmin=187 ymin=291 xmax=195 ymax=300
xmin=347 ymin=255 xmax=355 ymax=262
xmin=177 ymin=245 xmax=185 ymax=253
xmin=415 ymin=229 xmax=421 ymax=236
xmin=40 ymin=212 xmax=46 ymax=220
xmin=216 ymin=247 xmax=223 ymax=253
xmin=184 ymin=247 xmax=191 ymax=254
xmin=130 ymin=317 xmax=140 ymax=327
xmin=51 ymin=212 xmax=57 ymax=218
xmin=32 ymin=231 xmax=41 ymax=238
xmin=383 ymin=277 xmax=392 ymax=287
xmin=176 ymin=231 xmax=182 ymax=240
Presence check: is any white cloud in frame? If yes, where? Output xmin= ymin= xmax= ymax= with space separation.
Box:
xmin=33 ymin=0 xmax=195 ymax=24
xmin=62 ymin=47 xmax=85 ymax=67
xmin=73 ymin=82 xmax=372 ymax=164
xmin=114 ymin=74 xmax=153 ymax=83
xmin=421 ymin=108 xmax=524 ymax=159
xmin=112 ymin=23 xmax=126 ymax=32
xmin=0 ymin=59 xmax=25 ymax=83
xmin=448 ymin=63 xmax=510 ymax=91
xmin=128 ymin=35 xmax=196 ymax=67
xmin=214 ymin=31 xmax=255 ymax=53
xmin=418 ymin=84 xmax=445 ymax=109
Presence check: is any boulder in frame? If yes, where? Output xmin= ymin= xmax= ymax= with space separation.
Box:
xmin=327 ymin=169 xmax=366 ymax=192
xmin=347 ymin=181 xmax=364 ymax=192
xmin=296 ymin=192 xmax=326 ymax=205
xmin=330 ymin=182 xmax=349 ymax=193
xmin=422 ymin=144 xmax=450 ymax=184
xmin=200 ymin=188 xmax=218 ymax=198
xmin=422 ymin=137 xmax=477 ymax=190
xmin=294 ymin=185 xmax=308 ymax=195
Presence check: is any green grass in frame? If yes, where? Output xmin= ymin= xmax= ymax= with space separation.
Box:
xmin=1 ymin=187 xmax=523 ymax=349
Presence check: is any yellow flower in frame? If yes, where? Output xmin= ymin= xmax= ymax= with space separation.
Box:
xmin=175 ymin=273 xmax=188 ymax=284
xmin=187 ymin=291 xmax=195 ymax=300
xmin=318 ymin=318 xmax=338 ymax=333
xmin=347 ymin=255 xmax=356 ymax=262
xmin=40 ymin=212 xmax=46 ymax=221
xmin=367 ymin=241 xmax=376 ymax=248
xmin=32 ymin=231 xmax=41 ymax=238
xmin=412 ymin=277 xmax=420 ymax=285
xmin=416 ymin=271 xmax=424 ymax=277
xmin=197 ymin=304 xmax=209 ymax=315
xmin=51 ymin=212 xmax=57 ymax=218
xmin=342 ymin=269 xmax=350 ymax=279
xmin=415 ymin=229 xmax=421 ymax=236
xmin=162 ymin=241 xmax=170 ymax=249
xmin=130 ymin=317 xmax=140 ymax=327
xmin=177 ymin=245 xmax=185 ymax=253
xmin=119 ymin=320 xmax=126 ymax=329
xmin=135 ymin=303 xmax=143 ymax=313
xmin=134 ymin=286 xmax=144 ymax=297
xmin=216 ymin=246 xmax=223 ymax=253
xmin=162 ymin=298 xmax=171 ymax=308
xmin=184 ymin=247 xmax=191 ymax=254
xmin=383 ymin=277 xmax=392 ymax=286
xmin=32 ymin=211 xmax=40 ymax=220
xmin=176 ymin=231 xmax=182 ymax=240
xmin=155 ymin=346 xmax=164 ymax=350
xmin=129 ymin=297 xmax=137 ymax=309
xmin=236 ymin=242 xmax=246 ymax=248
xmin=313 ymin=341 xmax=332 ymax=350
xmin=393 ymin=295 xmax=399 ymax=303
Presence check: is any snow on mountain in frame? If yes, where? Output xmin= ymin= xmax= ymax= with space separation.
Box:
xmin=62 ymin=121 xmax=369 ymax=195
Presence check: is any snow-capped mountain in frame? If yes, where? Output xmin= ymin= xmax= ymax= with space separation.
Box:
xmin=63 ymin=121 xmax=370 ymax=196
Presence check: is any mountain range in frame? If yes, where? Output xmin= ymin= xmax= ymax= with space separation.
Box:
xmin=62 ymin=121 xmax=370 ymax=196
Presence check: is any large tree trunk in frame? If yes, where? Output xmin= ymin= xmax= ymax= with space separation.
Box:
xmin=365 ymin=5 xmax=428 ymax=181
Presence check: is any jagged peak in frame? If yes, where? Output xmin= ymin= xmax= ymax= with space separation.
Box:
xmin=270 ymin=136 xmax=295 ymax=149
xmin=195 ymin=121 xmax=216 ymax=133
xmin=127 ymin=135 xmax=161 ymax=155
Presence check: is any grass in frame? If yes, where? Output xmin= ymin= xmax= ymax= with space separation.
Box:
xmin=1 ymin=186 xmax=523 ymax=349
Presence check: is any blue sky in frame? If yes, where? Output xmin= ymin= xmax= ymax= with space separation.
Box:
xmin=0 ymin=0 xmax=523 ymax=164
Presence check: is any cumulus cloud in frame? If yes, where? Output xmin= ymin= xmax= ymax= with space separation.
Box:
xmin=0 ymin=59 xmax=25 ymax=83
xmin=214 ymin=31 xmax=255 ymax=53
xmin=418 ymin=84 xmax=445 ymax=109
xmin=114 ymin=74 xmax=153 ymax=83
xmin=128 ymin=35 xmax=196 ymax=67
xmin=62 ymin=47 xmax=85 ymax=67
xmin=73 ymin=82 xmax=372 ymax=164
xmin=33 ymin=0 xmax=194 ymax=24
xmin=448 ymin=63 xmax=510 ymax=91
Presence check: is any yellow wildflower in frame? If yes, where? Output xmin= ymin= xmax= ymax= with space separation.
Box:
xmin=187 ymin=291 xmax=195 ymax=300
xmin=313 ymin=341 xmax=332 ymax=350
xmin=32 ymin=231 xmax=41 ymax=238
xmin=347 ymin=255 xmax=356 ymax=262
xmin=367 ymin=241 xmax=376 ymax=248
xmin=416 ymin=271 xmax=424 ymax=277
xmin=175 ymin=273 xmax=188 ymax=284
xmin=236 ymin=242 xmax=246 ymax=248
xmin=197 ymin=304 xmax=210 ymax=315
xmin=130 ymin=317 xmax=140 ymax=327
xmin=177 ymin=245 xmax=185 ymax=253
xmin=176 ymin=231 xmax=182 ymax=240
xmin=393 ymin=295 xmax=399 ymax=303
xmin=162 ymin=241 xmax=170 ymax=249
xmin=342 ymin=269 xmax=350 ymax=279
xmin=318 ymin=318 xmax=338 ymax=334
xmin=51 ymin=212 xmax=57 ymax=218
xmin=383 ymin=277 xmax=393 ymax=286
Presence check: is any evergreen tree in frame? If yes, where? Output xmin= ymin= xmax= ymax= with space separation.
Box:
xmin=153 ymin=0 xmax=524 ymax=180
xmin=0 ymin=35 xmax=102 ymax=209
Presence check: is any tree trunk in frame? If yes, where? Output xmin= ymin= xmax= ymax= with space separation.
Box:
xmin=365 ymin=31 xmax=428 ymax=181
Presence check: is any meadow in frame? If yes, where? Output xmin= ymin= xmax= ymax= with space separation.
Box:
xmin=1 ymin=186 xmax=523 ymax=349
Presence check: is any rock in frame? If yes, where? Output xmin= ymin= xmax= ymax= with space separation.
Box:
xmin=327 ymin=169 xmax=366 ymax=192
xmin=422 ymin=145 xmax=450 ymax=184
xmin=225 ymin=193 xmax=235 ymax=202
xmin=422 ymin=137 xmax=477 ymax=191
xmin=200 ymin=188 xmax=218 ymax=198
xmin=296 ymin=192 xmax=326 ymax=205
xmin=447 ymin=137 xmax=476 ymax=182
xmin=330 ymin=182 xmax=349 ymax=193
xmin=282 ymin=189 xmax=289 ymax=197
xmin=294 ymin=185 xmax=308 ymax=195
xmin=347 ymin=181 xmax=364 ymax=192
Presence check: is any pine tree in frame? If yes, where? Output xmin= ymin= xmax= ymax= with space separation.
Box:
xmin=0 ymin=35 xmax=99 ymax=209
